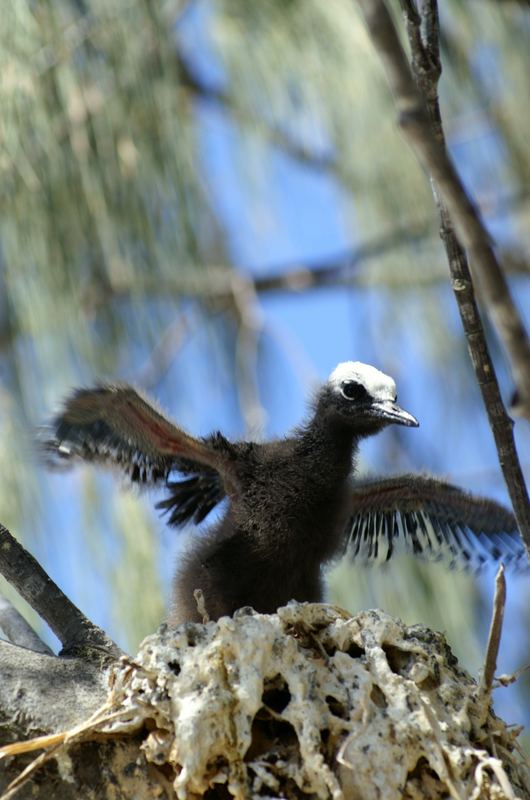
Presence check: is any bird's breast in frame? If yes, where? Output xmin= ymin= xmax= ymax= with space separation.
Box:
xmin=232 ymin=463 xmax=352 ymax=564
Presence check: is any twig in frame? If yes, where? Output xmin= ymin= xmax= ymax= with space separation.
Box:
xmin=0 ymin=700 xmax=126 ymax=800
xmin=0 ymin=523 xmax=122 ymax=660
xmin=480 ymin=564 xmax=507 ymax=699
xmin=357 ymin=0 xmax=530 ymax=421
xmin=0 ymin=743 xmax=65 ymax=800
xmin=496 ymin=663 xmax=530 ymax=688
xmin=417 ymin=695 xmax=465 ymax=800
xmin=356 ymin=0 xmax=530 ymax=560
xmin=0 ymin=595 xmax=53 ymax=655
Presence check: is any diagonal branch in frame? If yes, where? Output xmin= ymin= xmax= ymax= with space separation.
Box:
xmin=356 ymin=0 xmax=530 ymax=558
xmin=0 ymin=523 xmax=122 ymax=661
xmin=357 ymin=0 xmax=530 ymax=422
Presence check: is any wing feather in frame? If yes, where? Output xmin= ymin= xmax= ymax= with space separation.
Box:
xmin=345 ymin=475 xmax=526 ymax=570
xmin=41 ymin=384 xmax=230 ymax=525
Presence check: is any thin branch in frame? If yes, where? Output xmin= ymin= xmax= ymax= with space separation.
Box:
xmin=0 ymin=523 xmax=122 ymax=660
xmin=357 ymin=0 xmax=530 ymax=422
xmin=357 ymin=0 xmax=530 ymax=560
xmin=252 ymin=245 xmax=529 ymax=295
xmin=482 ymin=564 xmax=507 ymax=695
xmin=496 ymin=663 xmax=530 ymax=688
xmin=0 ymin=595 xmax=53 ymax=655
xmin=479 ymin=565 xmax=507 ymax=722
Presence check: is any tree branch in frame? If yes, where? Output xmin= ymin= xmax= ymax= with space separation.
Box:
xmin=93 ymin=214 xmax=529 ymax=300
xmin=357 ymin=0 xmax=530 ymax=422
xmin=480 ymin=564 xmax=506 ymax=700
xmin=356 ymin=0 xmax=530 ymax=559
xmin=0 ymin=523 xmax=122 ymax=661
xmin=2 ymin=203 xmax=529 ymax=356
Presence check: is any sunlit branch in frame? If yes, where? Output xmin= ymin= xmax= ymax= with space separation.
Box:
xmin=480 ymin=564 xmax=506 ymax=706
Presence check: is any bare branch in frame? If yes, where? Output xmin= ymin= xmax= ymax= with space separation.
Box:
xmin=0 ymin=523 xmax=122 ymax=661
xmin=479 ymin=565 xmax=507 ymax=722
xmin=356 ymin=0 xmax=530 ymax=559
xmin=477 ymin=564 xmax=506 ymax=728
xmin=357 ymin=0 xmax=530 ymax=421
xmin=0 ymin=595 xmax=53 ymax=655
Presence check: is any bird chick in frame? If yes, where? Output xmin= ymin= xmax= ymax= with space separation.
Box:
xmin=42 ymin=361 xmax=525 ymax=624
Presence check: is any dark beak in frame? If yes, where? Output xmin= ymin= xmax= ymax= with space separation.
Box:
xmin=371 ymin=400 xmax=419 ymax=428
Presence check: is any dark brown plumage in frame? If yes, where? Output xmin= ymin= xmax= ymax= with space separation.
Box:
xmin=42 ymin=361 xmax=526 ymax=624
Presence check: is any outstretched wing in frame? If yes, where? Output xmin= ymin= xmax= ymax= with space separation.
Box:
xmin=345 ymin=475 xmax=526 ymax=570
xmin=41 ymin=384 xmax=229 ymax=525
xmin=156 ymin=472 xmax=225 ymax=527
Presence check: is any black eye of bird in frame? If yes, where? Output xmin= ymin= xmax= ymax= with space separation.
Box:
xmin=340 ymin=381 xmax=369 ymax=402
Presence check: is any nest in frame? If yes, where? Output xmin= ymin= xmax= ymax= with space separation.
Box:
xmin=1 ymin=604 xmax=528 ymax=799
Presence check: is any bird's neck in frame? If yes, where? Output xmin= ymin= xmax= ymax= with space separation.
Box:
xmin=296 ymin=406 xmax=358 ymax=483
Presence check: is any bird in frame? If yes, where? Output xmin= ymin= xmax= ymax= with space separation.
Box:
xmin=41 ymin=361 xmax=526 ymax=625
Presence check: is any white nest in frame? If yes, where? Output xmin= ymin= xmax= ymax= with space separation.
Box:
xmin=103 ymin=604 xmax=528 ymax=799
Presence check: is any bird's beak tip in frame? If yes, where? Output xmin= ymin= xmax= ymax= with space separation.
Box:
xmin=395 ymin=406 xmax=419 ymax=428
xmin=375 ymin=401 xmax=419 ymax=428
